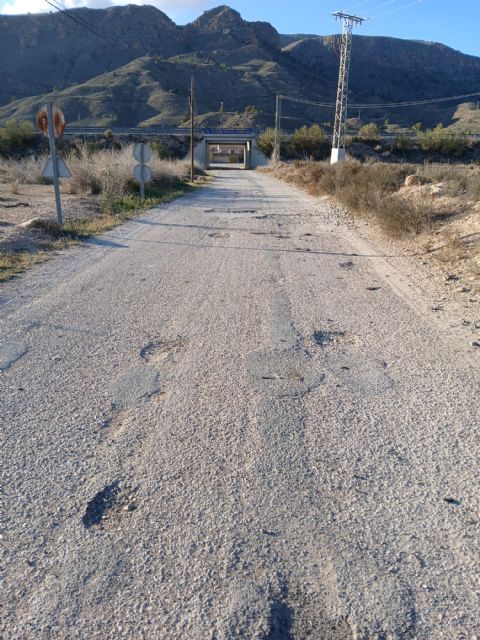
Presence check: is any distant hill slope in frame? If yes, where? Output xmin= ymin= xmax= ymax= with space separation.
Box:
xmin=1 ymin=4 xmax=479 ymax=129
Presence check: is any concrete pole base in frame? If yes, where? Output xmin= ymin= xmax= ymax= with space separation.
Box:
xmin=330 ymin=148 xmax=346 ymax=164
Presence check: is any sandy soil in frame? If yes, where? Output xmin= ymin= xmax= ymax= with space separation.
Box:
xmin=0 ymin=183 xmax=100 ymax=251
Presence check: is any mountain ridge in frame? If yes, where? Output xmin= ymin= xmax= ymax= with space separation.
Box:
xmin=1 ymin=4 xmax=479 ymax=129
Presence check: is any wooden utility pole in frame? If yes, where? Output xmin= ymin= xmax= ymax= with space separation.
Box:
xmin=190 ymin=75 xmax=195 ymax=182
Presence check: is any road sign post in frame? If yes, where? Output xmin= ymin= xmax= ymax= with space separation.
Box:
xmin=133 ymin=143 xmax=152 ymax=202
xmin=47 ymin=103 xmax=63 ymax=224
xmin=140 ymin=143 xmax=145 ymax=202
xmin=37 ymin=105 xmax=68 ymax=225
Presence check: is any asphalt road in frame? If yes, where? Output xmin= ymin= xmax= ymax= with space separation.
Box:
xmin=1 ymin=170 xmax=479 ymax=639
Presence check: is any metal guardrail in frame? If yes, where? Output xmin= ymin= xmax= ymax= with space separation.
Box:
xmin=62 ymin=126 xmax=259 ymax=137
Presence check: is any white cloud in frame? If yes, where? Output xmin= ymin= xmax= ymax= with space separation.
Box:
xmin=0 ymin=0 xmax=212 ymax=15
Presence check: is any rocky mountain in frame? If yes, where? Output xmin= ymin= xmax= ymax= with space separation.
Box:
xmin=1 ymin=4 xmax=479 ymax=130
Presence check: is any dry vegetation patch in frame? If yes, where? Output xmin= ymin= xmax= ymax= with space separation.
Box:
xmin=0 ymin=144 xmax=195 ymax=281
xmin=263 ymin=160 xmax=480 ymax=292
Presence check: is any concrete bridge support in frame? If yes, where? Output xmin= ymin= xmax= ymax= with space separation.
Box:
xmin=191 ymin=135 xmax=270 ymax=170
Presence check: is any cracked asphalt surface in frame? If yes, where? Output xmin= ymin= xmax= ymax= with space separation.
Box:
xmin=1 ymin=170 xmax=479 ymax=639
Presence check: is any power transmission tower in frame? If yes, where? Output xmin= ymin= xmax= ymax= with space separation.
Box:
xmin=331 ymin=12 xmax=364 ymax=164
xmin=190 ymin=75 xmax=195 ymax=181
xmin=274 ymin=93 xmax=282 ymax=163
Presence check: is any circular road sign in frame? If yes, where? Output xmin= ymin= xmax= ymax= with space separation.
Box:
xmin=36 ymin=106 xmax=66 ymax=138
xmin=133 ymin=142 xmax=152 ymax=164
xmin=133 ymin=164 xmax=152 ymax=183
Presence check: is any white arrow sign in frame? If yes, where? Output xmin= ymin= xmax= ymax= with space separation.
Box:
xmin=42 ymin=157 xmax=71 ymax=179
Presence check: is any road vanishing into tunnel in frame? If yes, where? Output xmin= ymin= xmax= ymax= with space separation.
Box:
xmin=1 ymin=170 xmax=479 ymax=639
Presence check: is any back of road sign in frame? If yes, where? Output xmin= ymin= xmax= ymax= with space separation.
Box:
xmin=133 ymin=164 xmax=152 ymax=183
xmin=42 ymin=157 xmax=71 ymax=179
xmin=133 ymin=143 xmax=152 ymax=164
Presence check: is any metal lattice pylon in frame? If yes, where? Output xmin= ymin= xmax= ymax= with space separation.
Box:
xmin=331 ymin=12 xmax=364 ymax=162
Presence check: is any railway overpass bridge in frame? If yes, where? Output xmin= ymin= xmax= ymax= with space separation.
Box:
xmin=193 ymin=130 xmax=269 ymax=170
xmin=64 ymin=126 xmax=270 ymax=170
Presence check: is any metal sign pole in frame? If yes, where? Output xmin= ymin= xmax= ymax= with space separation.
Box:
xmin=46 ymin=103 xmax=63 ymax=225
xmin=140 ymin=143 xmax=145 ymax=203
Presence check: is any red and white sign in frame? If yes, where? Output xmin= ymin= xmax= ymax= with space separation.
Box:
xmin=36 ymin=106 xmax=66 ymax=138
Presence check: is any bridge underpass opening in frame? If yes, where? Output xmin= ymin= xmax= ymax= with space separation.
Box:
xmin=207 ymin=143 xmax=247 ymax=169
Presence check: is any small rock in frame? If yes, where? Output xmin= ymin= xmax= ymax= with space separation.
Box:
xmin=472 ymin=341 xmax=480 ymax=348
xmin=458 ymin=286 xmax=471 ymax=293
xmin=405 ymin=175 xmax=421 ymax=187
xmin=123 ymin=502 xmax=136 ymax=512
xmin=19 ymin=217 xmax=43 ymax=228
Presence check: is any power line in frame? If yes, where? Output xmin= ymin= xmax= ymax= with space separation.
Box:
xmin=44 ymin=2 xmax=105 ymax=51
xmin=279 ymin=90 xmax=480 ymax=110
xmin=363 ymin=0 xmax=396 ymax=17
xmin=4 ymin=85 xmax=480 ymax=112
xmin=43 ymin=0 xmax=189 ymax=93
xmin=44 ymin=0 xmax=129 ymax=53
xmin=352 ymin=90 xmax=480 ymax=108
xmin=344 ymin=0 xmax=374 ymax=11
xmin=368 ymin=0 xmax=423 ymax=20
xmin=280 ymin=95 xmax=334 ymax=107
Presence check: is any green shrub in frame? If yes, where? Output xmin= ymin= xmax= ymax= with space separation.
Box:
xmin=0 ymin=119 xmax=36 ymax=156
xmin=395 ymin=135 xmax=413 ymax=151
xmin=291 ymin=124 xmax=328 ymax=160
xmin=417 ymin=124 xmax=468 ymax=156
xmin=151 ymin=142 xmax=174 ymax=160
xmin=358 ymin=122 xmax=380 ymax=143
xmin=257 ymin=128 xmax=282 ymax=156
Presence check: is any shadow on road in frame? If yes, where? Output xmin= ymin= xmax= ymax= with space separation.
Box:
xmin=113 ymin=236 xmax=404 ymax=259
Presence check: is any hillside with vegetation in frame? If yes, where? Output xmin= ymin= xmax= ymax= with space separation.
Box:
xmin=1 ymin=5 xmax=480 ymax=129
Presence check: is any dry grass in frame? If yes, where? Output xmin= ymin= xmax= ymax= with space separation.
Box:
xmin=0 ymin=181 xmax=194 ymax=282
xmin=0 ymin=250 xmax=51 ymax=282
xmin=0 ymin=144 xmax=191 ymax=214
xmin=0 ymin=155 xmax=44 ymax=184
xmin=64 ymin=144 xmax=189 ymax=211
xmin=418 ymin=164 xmax=480 ymax=200
xmin=265 ymin=160 xmax=480 ymax=287
xmin=266 ymin=160 xmax=480 ymax=237
xmin=269 ymin=160 xmax=435 ymax=236
xmin=0 ymin=146 xmax=196 ymax=281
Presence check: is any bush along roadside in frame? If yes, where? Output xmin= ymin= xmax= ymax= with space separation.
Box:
xmin=263 ymin=160 xmax=480 ymax=238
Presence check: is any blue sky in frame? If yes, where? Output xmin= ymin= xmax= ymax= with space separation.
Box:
xmin=1 ymin=0 xmax=479 ymax=57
